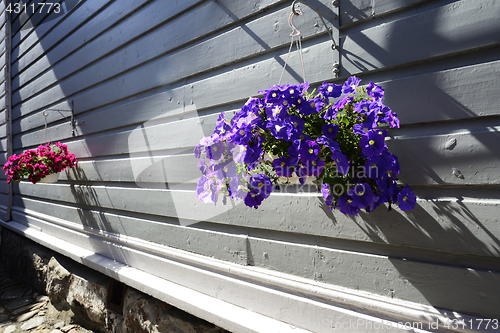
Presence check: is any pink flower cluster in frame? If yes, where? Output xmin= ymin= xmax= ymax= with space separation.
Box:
xmin=3 ymin=142 xmax=77 ymax=184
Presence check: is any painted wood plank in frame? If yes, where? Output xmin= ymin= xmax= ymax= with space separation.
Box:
xmin=0 ymin=7 xmax=7 ymax=29
xmin=0 ymin=194 xmax=7 ymax=207
xmin=388 ymin=123 xmax=500 ymax=185
xmin=12 ymin=0 xmax=290 ymax=93
xmin=9 ymin=0 xmax=25 ymax=24
xmin=340 ymin=0 xmax=500 ymax=76
xmin=60 ymin=154 xmax=197 ymax=185
xmin=247 ymin=236 xmax=500 ymax=319
xmin=10 ymin=0 xmax=66 ymax=51
xmin=11 ymin=0 xmax=41 ymax=35
xmin=14 ymin=198 xmax=248 ymax=265
xmin=0 ymin=80 xmax=5 ymax=97
xmin=11 ymin=0 xmax=111 ymax=75
xmin=383 ymin=59 xmax=500 ymax=125
xmin=14 ymin=107 xmax=214 ymax=153
xmin=12 ymin=0 xmax=203 ymax=93
xmin=13 ymin=182 xmax=500 ymax=258
xmin=12 ymin=1 xmax=330 ymax=115
xmin=12 ymin=203 xmax=500 ymax=321
xmin=0 ymin=50 xmax=5 ymax=71
xmin=0 ymin=137 xmax=7 ymax=152
xmin=13 ymin=34 xmax=334 ymax=125
xmin=15 ymin=52 xmax=500 ymax=138
xmin=29 ymin=113 xmax=497 ymax=187
xmin=13 ymin=197 xmax=249 ymax=265
xmin=339 ymin=0 xmax=428 ymax=27
xmin=13 ymin=0 xmax=80 ymax=36
xmin=0 ymin=36 xmax=6 ymax=57
xmin=0 ymin=148 xmax=7 ymax=161
xmin=0 ymin=95 xmax=5 ymax=111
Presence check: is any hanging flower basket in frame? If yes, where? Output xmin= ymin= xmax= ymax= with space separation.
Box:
xmin=194 ymin=76 xmax=416 ymax=216
xmin=3 ymin=142 xmax=77 ymax=184
xmin=38 ymin=172 xmax=61 ymax=183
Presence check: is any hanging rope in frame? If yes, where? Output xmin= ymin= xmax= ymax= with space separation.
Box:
xmin=278 ymin=9 xmax=306 ymax=85
xmin=43 ymin=112 xmax=52 ymax=144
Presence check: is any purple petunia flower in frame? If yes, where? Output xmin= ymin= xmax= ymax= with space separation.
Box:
xmin=267 ymin=120 xmax=293 ymax=141
xmin=194 ymin=144 xmax=203 ymax=158
xmin=196 ymin=176 xmax=218 ymax=204
xmin=397 ymin=184 xmax=416 ymax=211
xmin=359 ymin=130 xmax=385 ymax=157
xmin=331 ymin=151 xmax=349 ymax=175
xmin=330 ymin=96 xmax=354 ymax=115
xmin=342 ymin=76 xmax=361 ymax=95
xmin=232 ymin=144 xmax=262 ymax=165
xmin=366 ymin=82 xmax=385 ymax=102
xmin=244 ymin=189 xmax=265 ymax=209
xmin=249 ymin=174 xmax=273 ymax=199
xmin=207 ymin=141 xmax=225 ymax=161
xmin=316 ymin=136 xmax=340 ymax=153
xmin=311 ymin=97 xmax=325 ymax=113
xmin=368 ymin=193 xmax=386 ymax=212
xmin=265 ymin=104 xmax=287 ymax=120
xmin=211 ymin=160 xmax=237 ymax=179
xmin=213 ymin=112 xmax=231 ymax=137
xmin=323 ymin=107 xmax=337 ymax=120
xmin=364 ymin=156 xmax=388 ymax=179
xmin=349 ymin=183 xmax=374 ymax=209
xmin=264 ymin=86 xmax=284 ymax=104
xmin=297 ymin=159 xmax=325 ymax=178
xmin=353 ymin=100 xmax=375 ymax=115
xmin=322 ymin=124 xmax=339 ymax=139
xmin=228 ymin=176 xmax=248 ymax=201
xmin=299 ymin=140 xmax=321 ymax=162
xmin=283 ymin=84 xmax=301 ymax=100
xmin=321 ymin=183 xmax=334 ymax=209
xmin=288 ymin=144 xmax=300 ymax=165
xmin=319 ymin=82 xmax=342 ymax=99
xmin=287 ymin=115 xmax=305 ymax=136
xmin=230 ymin=124 xmax=253 ymax=145
xmin=337 ymin=194 xmax=360 ymax=216
xmin=273 ymin=157 xmax=294 ymax=178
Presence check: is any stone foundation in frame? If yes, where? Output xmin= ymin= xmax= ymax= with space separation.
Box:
xmin=0 ymin=227 xmax=230 ymax=333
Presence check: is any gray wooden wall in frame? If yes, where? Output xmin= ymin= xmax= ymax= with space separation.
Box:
xmin=0 ymin=1 xmax=11 ymax=221
xmin=3 ymin=0 xmax=500 ymax=320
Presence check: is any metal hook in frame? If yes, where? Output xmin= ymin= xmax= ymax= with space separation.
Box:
xmin=43 ymin=100 xmax=76 ymax=136
xmin=288 ymin=7 xmax=303 ymax=37
xmin=291 ymin=0 xmax=338 ymax=50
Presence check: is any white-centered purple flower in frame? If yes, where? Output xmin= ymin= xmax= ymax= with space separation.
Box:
xmin=319 ymin=82 xmax=342 ymax=99
xmin=342 ymin=76 xmax=361 ymax=95
xmin=366 ymin=82 xmax=385 ymax=102
xmin=267 ymin=120 xmax=293 ymax=141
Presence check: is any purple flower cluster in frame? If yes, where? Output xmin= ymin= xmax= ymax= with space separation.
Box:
xmin=3 ymin=142 xmax=77 ymax=184
xmin=195 ymin=77 xmax=416 ymax=214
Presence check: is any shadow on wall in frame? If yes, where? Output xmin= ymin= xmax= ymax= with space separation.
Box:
xmin=67 ymin=166 xmax=117 ymax=234
xmin=337 ymin=0 xmax=500 ymax=319
xmin=354 ymin=200 xmax=500 ymax=319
